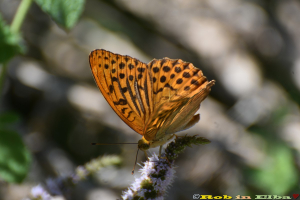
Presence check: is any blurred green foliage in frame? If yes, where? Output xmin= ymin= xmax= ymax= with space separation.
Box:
xmin=35 ymin=0 xmax=85 ymax=29
xmin=247 ymin=145 xmax=297 ymax=195
xmin=0 ymin=15 xmax=23 ymax=64
xmin=0 ymin=0 xmax=85 ymax=184
xmin=246 ymin=106 xmax=298 ymax=195
xmin=0 ymin=112 xmax=31 ymax=183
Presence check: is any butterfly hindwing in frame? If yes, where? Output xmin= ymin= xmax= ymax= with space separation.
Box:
xmin=165 ymin=80 xmax=215 ymax=136
xmin=144 ymin=58 xmax=215 ymax=141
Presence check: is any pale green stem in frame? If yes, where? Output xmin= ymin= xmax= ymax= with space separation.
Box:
xmin=0 ymin=0 xmax=33 ymax=97
xmin=10 ymin=0 xmax=33 ymax=33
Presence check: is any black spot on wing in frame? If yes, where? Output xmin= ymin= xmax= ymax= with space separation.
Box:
xmin=184 ymin=86 xmax=190 ymax=91
xmin=172 ymin=60 xmax=180 ymax=66
xmin=154 ymin=87 xmax=163 ymax=94
xmin=164 ymin=83 xmax=170 ymax=88
xmin=153 ymin=83 xmax=176 ymax=95
xmin=137 ymin=68 xmax=145 ymax=73
xmin=183 ymin=72 xmax=191 ymax=78
xmin=176 ymin=78 xmax=183 ymax=84
xmin=121 ymin=107 xmax=128 ymax=114
xmin=160 ymin=76 xmax=166 ymax=83
xmin=119 ymin=63 xmax=125 ymax=69
xmin=165 ymin=83 xmax=176 ymax=91
xmin=120 ymin=73 xmax=125 ymax=79
xmin=121 ymin=87 xmax=128 ymax=93
xmin=153 ymin=67 xmax=159 ymax=73
xmin=113 ymin=99 xmax=127 ymax=105
xmin=175 ymin=67 xmax=181 ymax=73
xmin=153 ymin=77 xmax=157 ymax=83
xmin=127 ymin=111 xmax=133 ymax=119
xmin=109 ymin=85 xmax=114 ymax=93
xmin=128 ymin=64 xmax=135 ymax=70
xmin=191 ymin=79 xmax=199 ymax=86
xmin=129 ymin=75 xmax=134 ymax=81
xmin=183 ymin=63 xmax=190 ymax=69
xmin=138 ymin=85 xmax=144 ymax=90
xmin=160 ymin=59 xmax=167 ymax=66
xmin=135 ymin=60 xmax=139 ymax=66
xmin=163 ymin=66 xmax=171 ymax=72
xmin=149 ymin=60 xmax=156 ymax=69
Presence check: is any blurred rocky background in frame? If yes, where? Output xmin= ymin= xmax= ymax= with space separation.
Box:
xmin=0 ymin=0 xmax=300 ymax=199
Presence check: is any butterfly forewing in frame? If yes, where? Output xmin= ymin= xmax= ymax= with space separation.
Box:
xmin=89 ymin=49 xmax=150 ymax=134
xmin=122 ymin=56 xmax=144 ymax=119
xmin=119 ymin=55 xmax=143 ymax=119
xmin=137 ymin=61 xmax=153 ymax=125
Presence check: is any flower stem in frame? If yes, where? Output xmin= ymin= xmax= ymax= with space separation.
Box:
xmin=10 ymin=0 xmax=33 ymax=33
xmin=122 ymin=135 xmax=210 ymax=200
xmin=0 ymin=63 xmax=8 ymax=98
xmin=1 ymin=0 xmax=33 ymax=97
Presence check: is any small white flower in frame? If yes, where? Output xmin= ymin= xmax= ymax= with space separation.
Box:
xmin=31 ymin=185 xmax=51 ymax=200
xmin=122 ymin=153 xmax=175 ymax=200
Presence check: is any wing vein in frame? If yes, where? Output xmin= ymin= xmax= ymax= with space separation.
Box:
xmin=126 ymin=79 xmax=141 ymax=116
xmin=135 ymin=81 xmax=145 ymax=114
xmin=144 ymin=74 xmax=150 ymax=108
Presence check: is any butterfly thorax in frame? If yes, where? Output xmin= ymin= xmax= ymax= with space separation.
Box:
xmin=138 ymin=134 xmax=175 ymax=151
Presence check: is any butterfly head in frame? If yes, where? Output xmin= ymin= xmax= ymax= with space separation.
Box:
xmin=137 ymin=137 xmax=151 ymax=151
xmin=138 ymin=134 xmax=176 ymax=152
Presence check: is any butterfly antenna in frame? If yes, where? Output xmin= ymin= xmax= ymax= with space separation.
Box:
xmin=132 ymin=148 xmax=139 ymax=175
xmin=91 ymin=143 xmax=137 ymax=145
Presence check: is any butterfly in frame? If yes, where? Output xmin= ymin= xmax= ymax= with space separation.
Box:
xmin=89 ymin=49 xmax=215 ymax=157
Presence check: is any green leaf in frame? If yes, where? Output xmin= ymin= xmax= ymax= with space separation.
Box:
xmin=0 ymin=15 xmax=22 ymax=64
xmin=0 ymin=129 xmax=31 ymax=183
xmin=0 ymin=111 xmax=20 ymax=125
xmin=247 ymin=145 xmax=297 ymax=195
xmin=35 ymin=0 xmax=85 ymax=29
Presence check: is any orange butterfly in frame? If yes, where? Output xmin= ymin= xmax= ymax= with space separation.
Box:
xmin=89 ymin=49 xmax=215 ymax=156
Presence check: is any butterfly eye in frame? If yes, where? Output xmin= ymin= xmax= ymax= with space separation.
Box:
xmin=138 ymin=139 xmax=150 ymax=151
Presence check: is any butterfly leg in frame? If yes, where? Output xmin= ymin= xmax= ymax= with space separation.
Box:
xmin=175 ymin=134 xmax=186 ymax=140
xmin=159 ymin=145 xmax=163 ymax=157
xmin=175 ymin=134 xmax=180 ymax=139
xmin=143 ymin=150 xmax=148 ymax=159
